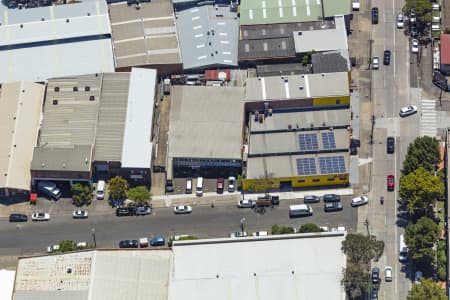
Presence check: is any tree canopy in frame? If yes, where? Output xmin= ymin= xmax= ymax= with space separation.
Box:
xmin=402 ymin=136 xmax=440 ymax=175
xmin=407 ymin=278 xmax=447 ymax=300
xmin=271 ymin=224 xmax=295 ymax=235
xmin=127 ymin=186 xmax=151 ymax=203
xmin=108 ymin=176 xmax=128 ymax=200
xmin=298 ymin=223 xmax=322 ymax=233
xmin=342 ymin=233 xmax=384 ymax=265
xmin=342 ymin=263 xmax=369 ymax=299
xmin=399 ymin=167 xmax=443 ymax=216
xmin=403 ymin=0 xmax=432 ymax=25
xmin=72 ymin=183 xmax=92 ymax=207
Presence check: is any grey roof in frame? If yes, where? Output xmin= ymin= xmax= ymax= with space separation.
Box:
xmin=31 ymin=145 xmax=93 ymax=173
xmin=312 ymin=50 xmax=350 ymax=73
xmin=245 ymin=72 xmax=349 ymax=102
xmin=168 ymin=85 xmax=244 ymax=160
xmin=175 ymin=5 xmax=239 ymax=70
xmin=256 ymin=63 xmax=312 ymax=77
xmin=0 ymin=1 xmax=115 ymax=83
xmin=293 ymin=16 xmax=348 ymax=54
xmin=109 ymin=0 xmax=182 ymax=68
xmin=238 ymin=37 xmax=296 ymax=61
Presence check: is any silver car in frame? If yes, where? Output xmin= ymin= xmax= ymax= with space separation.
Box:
xmin=399 ymin=105 xmax=418 ymax=117
xmin=173 ymin=205 xmax=192 ymax=214
xmin=32 ymin=212 xmax=50 ymax=221
xmin=372 ymin=56 xmax=379 ymax=69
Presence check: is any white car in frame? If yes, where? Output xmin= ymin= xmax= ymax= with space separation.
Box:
xmin=396 ymin=13 xmax=404 ymax=28
xmin=237 ymin=199 xmax=256 ymax=208
xmin=252 ymin=231 xmax=268 ymax=236
xmin=46 ymin=244 xmax=59 ymax=253
xmin=411 ymin=39 xmax=419 ymax=53
xmin=76 ymin=241 xmax=87 ymax=249
xmin=399 ymin=105 xmax=418 ymax=117
xmin=32 ymin=212 xmax=50 ymax=221
xmin=385 ymin=266 xmax=393 ymax=282
xmin=351 ymin=196 xmax=369 ymax=207
xmin=72 ymin=210 xmax=88 ymax=219
xmin=372 ymin=56 xmax=379 ymax=69
xmin=173 ymin=205 xmax=192 ymax=214
xmin=230 ymin=231 xmax=248 ymax=238
xmin=410 ymin=11 xmax=416 ymax=23
xmin=227 ymin=176 xmax=236 ymax=192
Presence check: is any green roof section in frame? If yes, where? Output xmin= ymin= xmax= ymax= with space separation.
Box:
xmin=239 ymin=0 xmax=351 ymax=25
xmin=323 ymin=0 xmax=351 ymax=17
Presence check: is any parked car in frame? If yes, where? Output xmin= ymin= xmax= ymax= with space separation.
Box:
xmin=252 ymin=231 xmax=268 ymax=236
xmin=383 ymin=50 xmax=391 ymax=65
xmin=372 ymin=267 xmax=380 ymax=284
xmin=216 ymin=178 xmax=224 ymax=194
xmin=410 ymin=11 xmax=417 ymax=23
xmin=387 ymin=175 xmax=395 ymax=191
xmin=135 ymin=206 xmax=152 ymax=215
xmin=227 ymin=176 xmax=236 ymax=192
xmin=304 ymin=195 xmax=320 ymax=203
xmin=139 ymin=237 xmax=149 ymax=248
xmin=9 ymin=213 xmax=28 ymax=222
xmin=116 ymin=207 xmax=134 ymax=216
xmin=386 ymin=137 xmax=395 ymax=154
xmin=351 ymin=196 xmax=369 ymax=207
xmin=410 ymin=25 xmax=419 ymax=38
xmin=174 ymin=205 xmax=192 ymax=214
xmin=150 ymin=237 xmax=165 ymax=247
xmin=46 ymin=244 xmax=60 ymax=253
xmin=385 ymin=266 xmax=393 ymax=282
xmin=415 ymin=271 xmax=423 ymax=283
xmin=396 ymin=13 xmax=404 ymax=28
xmin=119 ymin=240 xmax=139 ymax=248
xmin=372 ymin=56 xmax=379 ymax=69
xmin=411 ymin=39 xmax=419 ymax=53
xmin=399 ymin=105 xmax=418 ymax=117
xmin=323 ymin=194 xmax=341 ymax=202
xmin=237 ymin=199 xmax=256 ymax=208
xmin=230 ymin=231 xmax=248 ymax=238
xmin=350 ymin=146 xmax=358 ymax=155
xmin=165 ymin=179 xmax=174 ymax=193
xmin=271 ymin=195 xmax=280 ymax=206
xmin=371 ymin=287 xmax=378 ymax=300
xmin=371 ymin=7 xmax=379 ymax=24
xmin=72 ymin=210 xmax=88 ymax=219
xmin=32 ymin=212 xmax=50 ymax=221
xmin=324 ymin=202 xmax=343 ymax=212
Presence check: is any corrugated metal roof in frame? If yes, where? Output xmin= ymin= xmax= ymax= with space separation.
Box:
xmin=120 ymin=68 xmax=156 ymax=168
xmin=312 ymin=50 xmax=350 ymax=73
xmin=441 ymin=34 xmax=450 ymax=64
xmin=256 ymin=63 xmax=311 ymax=77
xmin=0 ymin=82 xmax=44 ymax=190
xmin=239 ymin=37 xmax=296 ymax=61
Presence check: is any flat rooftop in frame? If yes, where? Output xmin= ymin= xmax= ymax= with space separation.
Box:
xmin=175 ymin=5 xmax=239 ymax=70
xmin=168 ymin=85 xmax=244 ymax=160
xmin=312 ymin=50 xmax=350 ymax=74
xmin=245 ymin=72 xmax=350 ymax=102
xmin=109 ymin=0 xmax=182 ymax=68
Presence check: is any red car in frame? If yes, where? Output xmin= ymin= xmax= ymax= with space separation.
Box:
xmin=387 ymin=175 xmax=395 ymax=191
xmin=217 ymin=178 xmax=224 ymax=194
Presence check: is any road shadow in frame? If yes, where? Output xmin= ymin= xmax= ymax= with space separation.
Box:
xmin=0 ymin=195 xmax=28 ymax=206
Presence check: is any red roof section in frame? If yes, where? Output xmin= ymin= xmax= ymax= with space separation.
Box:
xmin=441 ymin=34 xmax=450 ymax=64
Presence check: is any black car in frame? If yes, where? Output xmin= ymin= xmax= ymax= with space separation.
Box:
xmin=383 ymin=50 xmax=391 ymax=65
xmin=9 ymin=213 xmax=28 ymax=222
xmin=371 ymin=8 xmax=379 ymax=24
xmin=116 ymin=207 xmax=134 ymax=216
xmin=350 ymin=139 xmax=360 ymax=148
xmin=410 ymin=25 xmax=419 ymax=38
xmin=372 ymin=267 xmax=380 ymax=284
xmin=165 ymin=180 xmax=174 ymax=193
xmin=350 ymin=146 xmax=358 ymax=155
xmin=323 ymin=194 xmax=341 ymax=202
xmin=119 ymin=240 xmax=139 ymax=248
xmin=371 ymin=287 xmax=378 ymax=300
xmin=304 ymin=195 xmax=320 ymax=203
xmin=324 ymin=202 xmax=344 ymax=212
xmin=386 ymin=137 xmax=395 ymax=154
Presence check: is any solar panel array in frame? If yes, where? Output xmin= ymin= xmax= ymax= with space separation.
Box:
xmin=296 ymin=158 xmax=317 ymax=175
xmin=319 ymin=156 xmax=346 ymax=174
xmin=298 ymin=133 xmax=319 ymax=151
xmin=322 ymin=132 xmax=336 ymax=149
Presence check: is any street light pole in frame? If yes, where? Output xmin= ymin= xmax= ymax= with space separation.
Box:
xmin=240 ymin=218 xmax=246 ymax=234
xmin=91 ymin=228 xmax=97 ymax=248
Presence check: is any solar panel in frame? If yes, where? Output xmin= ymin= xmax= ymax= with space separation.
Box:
xmin=322 ymin=132 xmax=336 ymax=149
xmin=296 ymin=158 xmax=317 ymax=175
xmin=298 ymin=134 xmax=319 ymax=151
xmin=319 ymin=156 xmax=346 ymax=174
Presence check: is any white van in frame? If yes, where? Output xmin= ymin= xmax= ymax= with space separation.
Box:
xmin=432 ymin=24 xmax=441 ymax=32
xmin=289 ymin=204 xmax=313 ymax=218
xmin=196 ymin=177 xmax=203 ymax=196
xmin=96 ymin=180 xmax=105 ymax=200
xmin=186 ymin=178 xmax=192 ymax=194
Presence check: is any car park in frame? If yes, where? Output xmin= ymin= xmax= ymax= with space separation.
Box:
xmin=371 ymin=7 xmax=379 ymax=24
xmin=227 ymin=176 xmax=236 ymax=192
xmin=383 ymin=50 xmax=391 ymax=65
xmin=9 ymin=213 xmax=28 ymax=222
xmin=230 ymin=231 xmax=248 ymax=238
xmin=32 ymin=212 xmax=50 ymax=221
xmin=399 ymin=105 xmax=418 ymax=117
xmin=387 ymin=175 xmax=395 ymax=191
xmin=252 ymin=231 xmax=268 ymax=236
xmin=385 ymin=266 xmax=393 ymax=282
xmin=46 ymin=244 xmax=60 ymax=253
xmin=386 ymin=137 xmax=395 ymax=154
xmin=323 ymin=194 xmax=340 ymax=202
xmin=324 ymin=202 xmax=343 ymax=212
xmin=72 ymin=210 xmax=88 ymax=219
xmin=372 ymin=267 xmax=380 ymax=284
xmin=135 ymin=206 xmax=152 ymax=215
xmin=303 ymin=195 xmax=320 ymax=203
xmin=372 ymin=56 xmax=379 ymax=69
xmin=351 ymin=196 xmax=369 ymax=207
xmin=119 ymin=240 xmax=139 ymax=248
xmin=411 ymin=39 xmax=419 ymax=53
xmin=397 ymin=13 xmax=404 ymax=28
xmin=174 ymin=205 xmax=192 ymax=214
xmin=216 ymin=178 xmax=224 ymax=194
xmin=116 ymin=207 xmax=134 ymax=216
xmin=237 ymin=199 xmax=256 ymax=208
xmin=150 ymin=237 xmax=165 ymax=247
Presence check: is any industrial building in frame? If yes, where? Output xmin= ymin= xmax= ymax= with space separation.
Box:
xmin=0 ymin=82 xmax=45 ymax=197
xmin=0 ymin=0 xmax=115 ymax=83
xmin=108 ymin=0 xmax=183 ymax=76
xmin=167 ymin=85 xmax=244 ymax=178
xmin=30 ymin=68 xmax=156 ymax=190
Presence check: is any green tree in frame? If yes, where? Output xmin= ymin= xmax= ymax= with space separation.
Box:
xmin=72 ymin=183 xmax=92 ymax=207
xmin=407 ymin=278 xmax=447 ymax=300
xmin=298 ymin=223 xmax=321 ymax=233
xmin=59 ymin=240 xmax=76 ymax=252
xmin=405 ymin=217 xmax=439 ymax=274
xmin=271 ymin=224 xmax=295 ymax=235
xmin=342 ymin=263 xmax=370 ymax=300
xmin=403 ymin=0 xmax=432 ymax=27
xmin=400 ymin=167 xmax=443 ymax=216
xmin=342 ymin=233 xmax=384 ymax=265
xmin=402 ymin=136 xmax=439 ymax=175
xmin=108 ymin=176 xmax=128 ymax=200
xmin=127 ymin=186 xmax=151 ymax=204
xmin=168 ymin=235 xmax=199 ymax=247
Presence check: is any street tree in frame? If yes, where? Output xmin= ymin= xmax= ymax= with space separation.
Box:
xmin=403 ymin=0 xmax=432 ymax=27
xmin=407 ymin=278 xmax=447 ymax=300
xmin=342 ymin=263 xmax=370 ymax=300
xmin=108 ymin=176 xmax=128 ymax=200
xmin=342 ymin=233 xmax=384 ymax=265
xmin=298 ymin=223 xmax=321 ymax=233
xmin=271 ymin=224 xmax=295 ymax=235
xmin=399 ymin=167 xmax=443 ymax=216
xmin=127 ymin=186 xmax=151 ymax=204
xmin=405 ymin=216 xmax=439 ymax=274
xmin=402 ymin=136 xmax=440 ymax=175
xmin=59 ymin=240 xmax=76 ymax=252
xmin=72 ymin=183 xmax=92 ymax=207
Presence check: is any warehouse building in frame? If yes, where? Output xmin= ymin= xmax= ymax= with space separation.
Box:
xmin=167 ymin=85 xmax=244 ymax=178
xmin=0 ymin=82 xmax=45 ymax=197
xmin=0 ymin=0 xmax=115 ymax=83
xmin=108 ymin=0 xmax=183 ymax=76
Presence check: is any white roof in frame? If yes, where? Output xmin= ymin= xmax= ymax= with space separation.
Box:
xmin=121 ymin=68 xmax=156 ymax=168
xmin=0 ymin=269 xmax=15 ymax=300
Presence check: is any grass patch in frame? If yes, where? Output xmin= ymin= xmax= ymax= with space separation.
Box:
xmin=432 ymin=31 xmax=441 ymax=39
xmin=432 ymin=10 xmax=441 ymax=18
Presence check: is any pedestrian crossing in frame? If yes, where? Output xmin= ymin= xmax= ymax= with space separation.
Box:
xmin=420 ymin=99 xmax=437 ymax=137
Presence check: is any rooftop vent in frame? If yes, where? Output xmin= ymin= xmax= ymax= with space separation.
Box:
xmin=20 ymin=24 xmax=23 ymax=28
xmin=297 ymin=32 xmax=302 ymax=35
xmin=89 ymin=95 xmax=95 ymax=101
xmin=66 ymin=19 xmax=70 ymax=23
xmin=67 ymin=268 xmax=72 ymax=274
xmin=73 ymin=87 xmax=78 ymax=92
xmin=41 ymin=18 xmax=45 ymax=21
xmin=54 ymin=87 xmax=60 ymax=92
xmin=85 ymin=86 xmax=90 ymax=92
xmin=53 ymin=100 xmax=58 ymax=105
xmin=299 ymin=86 xmax=304 ymax=90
